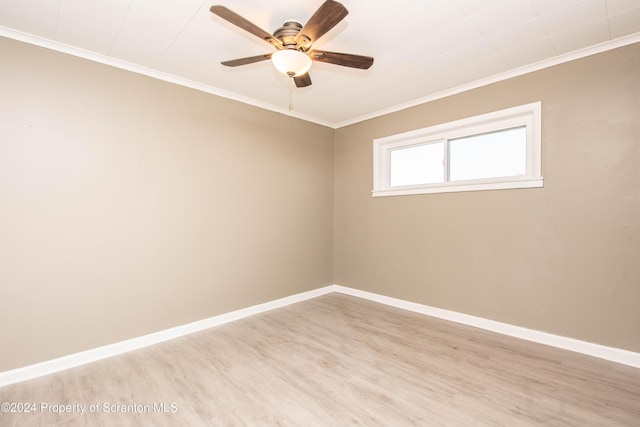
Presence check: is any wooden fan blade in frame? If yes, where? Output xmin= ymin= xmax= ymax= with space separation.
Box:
xmin=210 ymin=5 xmax=282 ymax=49
xmin=309 ymin=50 xmax=374 ymax=69
xmin=221 ymin=54 xmax=272 ymax=67
xmin=295 ymin=0 xmax=348 ymax=48
xmin=294 ymin=73 xmax=312 ymax=88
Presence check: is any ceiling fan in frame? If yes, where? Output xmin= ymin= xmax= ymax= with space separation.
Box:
xmin=210 ymin=0 xmax=374 ymax=88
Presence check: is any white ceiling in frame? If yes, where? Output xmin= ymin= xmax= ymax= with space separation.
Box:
xmin=1 ymin=0 xmax=639 ymax=127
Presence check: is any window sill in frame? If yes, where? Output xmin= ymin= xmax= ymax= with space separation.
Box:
xmin=372 ymin=176 xmax=544 ymax=197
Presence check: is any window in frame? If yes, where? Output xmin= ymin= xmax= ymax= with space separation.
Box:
xmin=389 ymin=142 xmax=444 ymax=186
xmin=373 ymin=102 xmax=543 ymax=196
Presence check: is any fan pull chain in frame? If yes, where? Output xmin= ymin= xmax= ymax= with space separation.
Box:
xmin=288 ymin=74 xmax=294 ymax=111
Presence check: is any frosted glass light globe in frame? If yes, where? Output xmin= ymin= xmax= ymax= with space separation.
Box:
xmin=271 ymin=50 xmax=312 ymax=77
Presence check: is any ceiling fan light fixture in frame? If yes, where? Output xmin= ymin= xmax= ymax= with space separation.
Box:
xmin=271 ymin=49 xmax=312 ymax=77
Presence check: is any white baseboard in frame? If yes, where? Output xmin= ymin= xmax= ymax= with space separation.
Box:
xmin=332 ymin=285 xmax=640 ymax=369
xmin=2 ymin=284 xmax=638 ymax=388
xmin=0 ymin=286 xmax=334 ymax=388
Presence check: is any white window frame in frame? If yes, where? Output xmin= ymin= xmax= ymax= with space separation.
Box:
xmin=372 ymin=102 xmax=543 ymax=197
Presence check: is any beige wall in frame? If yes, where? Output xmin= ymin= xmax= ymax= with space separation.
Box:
xmin=0 ymin=37 xmax=335 ymax=371
xmin=334 ymin=42 xmax=640 ymax=352
xmin=1 ymin=35 xmax=639 ymax=374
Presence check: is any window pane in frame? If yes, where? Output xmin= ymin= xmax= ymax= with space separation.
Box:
xmin=390 ymin=142 xmax=444 ymax=187
xmin=449 ymin=126 xmax=526 ymax=182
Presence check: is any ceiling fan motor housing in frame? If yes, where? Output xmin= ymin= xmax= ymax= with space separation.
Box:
xmin=274 ymin=21 xmax=311 ymax=51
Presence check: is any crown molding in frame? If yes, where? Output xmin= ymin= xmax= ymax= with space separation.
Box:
xmin=0 ymin=26 xmax=334 ymax=128
xmin=334 ymin=32 xmax=640 ymax=128
xmin=2 ymin=26 xmax=639 ymax=129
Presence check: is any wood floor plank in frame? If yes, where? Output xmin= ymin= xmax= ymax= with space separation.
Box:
xmin=1 ymin=293 xmax=639 ymax=426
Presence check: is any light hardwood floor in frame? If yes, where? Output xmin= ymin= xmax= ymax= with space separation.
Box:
xmin=1 ymin=293 xmax=639 ymax=426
